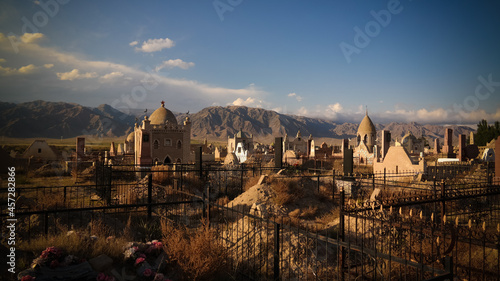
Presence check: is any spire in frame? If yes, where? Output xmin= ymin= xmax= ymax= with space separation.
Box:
xmin=365 ymin=105 xmax=368 ymax=116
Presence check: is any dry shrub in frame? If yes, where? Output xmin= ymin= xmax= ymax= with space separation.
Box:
xmin=271 ymin=178 xmax=303 ymax=206
xmin=216 ymin=196 xmax=229 ymax=206
xmin=183 ymin=174 xmax=205 ymax=193
xmin=89 ymin=218 xmax=113 ymax=237
xmin=316 ymin=208 xmax=340 ymax=225
xmin=35 ymin=192 xmax=67 ymax=211
xmin=122 ymin=215 xmax=133 ymax=241
xmin=243 ymin=175 xmax=261 ymax=191
xmin=151 ymin=165 xmax=172 ymax=185
xmin=300 ymin=206 xmax=319 ymax=220
xmin=162 ymin=220 xmax=229 ymax=281
xmin=17 ymin=231 xmax=127 ymax=266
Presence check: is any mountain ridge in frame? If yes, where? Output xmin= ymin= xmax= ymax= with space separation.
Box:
xmin=0 ymin=101 xmax=475 ymax=144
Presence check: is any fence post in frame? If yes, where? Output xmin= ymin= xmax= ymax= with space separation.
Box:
xmin=44 ymin=211 xmax=49 ymax=236
xmin=340 ymin=190 xmax=345 ymax=280
xmin=384 ymin=168 xmax=386 ymax=189
xmin=147 ymin=173 xmax=152 ymax=220
xmin=206 ymin=184 xmax=211 ymax=228
xmin=240 ymin=163 xmax=244 ymax=193
xmin=444 ymin=255 xmax=454 ymax=280
xmin=317 ymin=174 xmax=320 ymax=193
xmin=274 ymin=222 xmax=280 ymax=281
xmin=64 ymin=186 xmax=67 ymax=204
xmin=487 ymin=162 xmax=492 ymax=185
xmin=332 ymin=169 xmax=335 ymax=201
xmin=372 ymin=173 xmax=375 ymax=190
xmin=441 ymin=181 xmax=446 ymax=219
xmin=179 ymin=164 xmax=184 ymax=190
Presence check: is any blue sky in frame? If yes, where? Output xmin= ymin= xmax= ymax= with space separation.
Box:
xmin=0 ymin=0 xmax=499 ymax=125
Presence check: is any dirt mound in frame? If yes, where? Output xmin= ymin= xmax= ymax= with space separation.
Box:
xmin=33 ymin=163 xmax=66 ymax=177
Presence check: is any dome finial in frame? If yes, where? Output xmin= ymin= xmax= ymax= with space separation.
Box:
xmin=161 ymin=100 xmax=165 ymax=107
xmin=365 ymin=105 xmax=368 ymax=116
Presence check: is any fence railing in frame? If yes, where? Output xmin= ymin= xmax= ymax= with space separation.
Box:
xmin=3 ymin=162 xmax=499 ymax=280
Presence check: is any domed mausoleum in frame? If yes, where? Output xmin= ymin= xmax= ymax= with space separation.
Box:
xmin=125 ymin=101 xmax=191 ymax=166
xmin=354 ymin=110 xmax=377 ymax=164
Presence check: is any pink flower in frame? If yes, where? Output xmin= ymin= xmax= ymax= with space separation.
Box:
xmin=96 ymin=273 xmax=115 ymax=281
xmin=21 ymin=276 xmax=36 ymax=281
xmin=135 ymin=257 xmax=145 ymax=266
xmin=139 ymin=253 xmax=146 ymax=259
xmin=143 ymin=268 xmax=153 ymax=277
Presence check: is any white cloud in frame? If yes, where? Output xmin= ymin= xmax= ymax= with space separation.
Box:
xmin=129 ymin=41 xmax=138 ymax=46
xmin=20 ymin=33 xmax=44 ymax=43
xmin=0 ymin=32 xmax=267 ymax=110
xmin=287 ymin=92 xmax=303 ymax=102
xmin=57 ymin=69 xmax=98 ymax=81
xmin=230 ymin=97 xmax=265 ymax=108
xmin=0 ymin=62 xmax=38 ymax=75
xmin=44 ymin=63 xmax=54 ymax=69
xmin=18 ymin=64 xmax=37 ymax=74
xmin=328 ymin=103 xmax=343 ymax=113
xmin=135 ymin=38 xmax=175 ymax=53
xmin=297 ymin=106 xmax=308 ymax=116
xmin=155 ymin=59 xmax=194 ymax=71
xmin=101 ymin=71 xmax=124 ymax=80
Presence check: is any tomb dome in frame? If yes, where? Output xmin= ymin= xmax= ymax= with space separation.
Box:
xmin=149 ymin=101 xmax=178 ymax=125
xmin=357 ymin=113 xmax=376 ymax=135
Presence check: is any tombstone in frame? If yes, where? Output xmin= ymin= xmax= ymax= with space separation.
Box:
xmin=442 ymin=128 xmax=454 ymax=157
xmin=109 ymin=142 xmax=116 ymax=157
xmin=470 ymin=131 xmax=475 ymax=145
xmin=373 ymin=145 xmax=379 ymax=162
xmin=194 ymin=146 xmax=202 ymax=178
xmin=381 ymin=130 xmax=391 ymax=160
xmin=496 ymin=137 xmax=500 ymax=181
xmin=341 ymin=138 xmax=349 ymax=157
xmin=274 ymin=137 xmax=283 ymax=168
xmin=458 ymin=134 xmax=466 ymax=161
xmin=343 ymin=148 xmax=353 ymax=177
xmin=76 ymin=137 xmax=85 ymax=160
xmin=434 ymin=138 xmax=441 ymax=154
xmin=117 ymin=143 xmax=124 ymax=155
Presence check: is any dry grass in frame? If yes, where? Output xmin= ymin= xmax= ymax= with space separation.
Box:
xmin=271 ymin=178 xmax=303 ymax=206
xmin=243 ymin=175 xmax=261 ymax=191
xmin=316 ymin=208 xmax=340 ymax=225
xmin=35 ymin=192 xmax=68 ymax=211
xmin=16 ymin=231 xmax=128 ymax=268
xmin=151 ymin=165 xmax=173 ymax=185
xmin=162 ymin=220 xmax=230 ymax=281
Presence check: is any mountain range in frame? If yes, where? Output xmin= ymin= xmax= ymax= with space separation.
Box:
xmin=0 ymin=100 xmax=475 ymax=144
